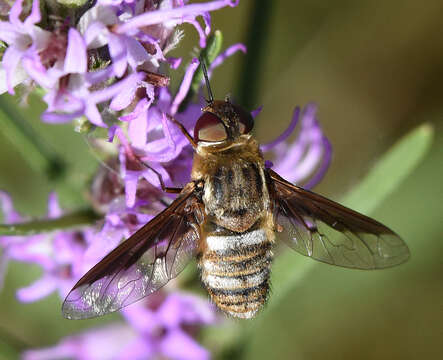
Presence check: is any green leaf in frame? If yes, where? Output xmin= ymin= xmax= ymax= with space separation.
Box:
xmin=342 ymin=123 xmax=434 ymax=213
xmin=0 ymin=208 xmax=100 ymax=236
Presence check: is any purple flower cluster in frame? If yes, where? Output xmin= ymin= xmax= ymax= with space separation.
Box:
xmin=0 ymin=192 xmax=216 ymax=360
xmin=0 ymin=0 xmax=239 ymax=124
xmin=0 ymin=0 xmax=332 ymax=358
xmin=23 ymin=292 xmax=216 ymax=360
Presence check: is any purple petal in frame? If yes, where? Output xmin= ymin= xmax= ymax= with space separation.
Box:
xmin=116 ymin=0 xmax=238 ymax=34
xmin=269 ymin=103 xmax=332 ymax=186
xmin=117 ymin=337 xmax=155 ymax=360
xmin=108 ymin=125 xmax=118 ymax=142
xmin=0 ymin=64 xmax=27 ymax=94
xmin=121 ymin=96 xmax=149 ymax=120
xmin=21 ymin=55 xmax=58 ymax=89
xmin=124 ymin=171 xmax=139 ymax=208
xmin=209 ymin=43 xmax=247 ymax=71
xmin=0 ymin=21 xmax=22 ymax=44
xmin=0 ymin=191 xmax=21 ymax=223
xmin=202 ymin=12 xmax=211 ymax=35
xmin=292 ymin=136 xmax=324 ymax=179
xmin=161 ymin=112 xmax=175 ymax=148
xmin=251 ymin=105 xmax=263 ymax=118
xmin=127 ymin=100 xmax=149 ymax=148
xmin=84 ymin=103 xmax=106 ymax=127
xmin=22 ymin=324 xmax=135 ymax=360
xmin=183 ymin=19 xmax=206 ymax=48
xmin=108 ymin=33 xmax=127 ymax=77
xmin=23 ymin=341 xmax=79 ymax=360
xmin=9 ymin=0 xmax=23 ymax=26
xmin=108 ymin=73 xmax=145 ymax=111
xmin=271 ymin=140 xmax=306 ymax=180
xmin=43 ymin=85 xmax=84 ymax=113
xmin=91 ymin=72 xmax=144 ymax=105
xmin=83 ymin=21 xmax=108 ymax=48
xmin=157 ymin=293 xmax=216 ymax=328
xmin=167 ymin=57 xmax=182 ymax=69
xmin=135 ymin=32 xmax=165 ymax=61
xmin=139 ymin=146 xmax=181 ymax=163
xmin=115 ymin=126 xmax=132 ymax=154
xmin=42 ymin=110 xmax=84 ymax=123
xmin=83 ymin=223 xmax=126 ymax=270
xmin=6 ymin=235 xmax=54 ymax=269
xmin=47 ymin=192 xmax=62 ymax=218
xmin=64 ymin=28 xmax=87 ymax=74
xmin=303 ymin=136 xmax=332 ymax=189
xmin=85 ymin=66 xmax=113 ymax=85
xmin=24 ymin=0 xmax=41 ymax=28
xmin=261 ymin=107 xmax=300 ymax=152
xmin=126 ymin=36 xmax=150 ymax=69
xmin=16 ymin=274 xmax=57 ymax=302
xmin=170 ymin=58 xmax=199 ymax=115
xmin=160 ymin=329 xmax=210 ymax=360
xmin=141 ymin=162 xmax=171 ymax=188
xmin=121 ymin=302 xmax=158 ymax=333
xmin=30 ymin=25 xmax=51 ymax=50
xmin=2 ymin=46 xmax=23 ymax=94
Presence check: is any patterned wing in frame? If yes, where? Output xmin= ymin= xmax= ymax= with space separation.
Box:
xmin=62 ymin=184 xmax=204 ymax=319
xmin=268 ymin=170 xmax=410 ymax=269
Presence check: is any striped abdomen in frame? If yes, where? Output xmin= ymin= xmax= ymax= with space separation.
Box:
xmin=199 ymin=228 xmax=273 ymax=319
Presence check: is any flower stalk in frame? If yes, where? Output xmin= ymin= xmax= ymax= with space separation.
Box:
xmin=0 ymin=207 xmax=99 ymax=235
xmin=178 ymin=30 xmax=223 ymax=112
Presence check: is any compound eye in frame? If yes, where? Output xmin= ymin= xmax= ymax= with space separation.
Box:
xmin=233 ymin=105 xmax=254 ymax=134
xmin=194 ymin=112 xmax=227 ymax=142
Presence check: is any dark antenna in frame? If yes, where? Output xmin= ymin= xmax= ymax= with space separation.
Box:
xmin=199 ymin=55 xmax=214 ymax=103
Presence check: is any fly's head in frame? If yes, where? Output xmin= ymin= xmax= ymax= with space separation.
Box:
xmin=194 ymin=98 xmax=254 ymax=153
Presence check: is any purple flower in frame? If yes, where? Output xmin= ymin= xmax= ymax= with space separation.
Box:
xmin=0 ymin=0 xmax=50 ymax=93
xmin=22 ymin=292 xmax=216 ymax=360
xmin=261 ymin=103 xmax=332 ymax=189
xmin=0 ymin=192 xmax=93 ymax=301
xmin=0 ymin=0 xmax=240 ymax=127
xmin=115 ymin=0 xmax=238 ymax=48
xmin=0 ymin=2 xmax=333 ymax=360
xmin=43 ymin=71 xmax=146 ymax=126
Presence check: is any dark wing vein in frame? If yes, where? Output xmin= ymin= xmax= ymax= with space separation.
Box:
xmin=62 ymin=184 xmax=203 ymax=319
xmin=268 ymin=169 xmax=410 ymax=269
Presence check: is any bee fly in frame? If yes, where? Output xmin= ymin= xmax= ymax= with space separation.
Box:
xmin=62 ymin=59 xmax=410 ymax=320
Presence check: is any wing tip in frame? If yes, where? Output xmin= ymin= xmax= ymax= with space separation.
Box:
xmin=376 ymin=246 xmax=410 ymax=269
xmin=61 ymin=302 xmax=101 ymax=320
xmin=61 ymin=291 xmax=100 ymax=320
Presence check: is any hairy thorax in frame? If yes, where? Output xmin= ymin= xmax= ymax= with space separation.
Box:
xmin=191 ymin=139 xmax=270 ymax=233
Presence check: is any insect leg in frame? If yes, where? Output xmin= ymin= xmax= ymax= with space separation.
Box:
xmin=166 ymin=114 xmax=197 ymax=148
xmin=141 ymin=162 xmax=182 ymax=194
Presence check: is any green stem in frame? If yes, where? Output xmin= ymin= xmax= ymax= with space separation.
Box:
xmin=178 ymin=30 xmax=223 ymax=112
xmin=236 ymin=0 xmax=273 ymax=110
xmin=0 ymin=96 xmax=66 ymax=181
xmin=0 ymin=208 xmax=100 ymax=236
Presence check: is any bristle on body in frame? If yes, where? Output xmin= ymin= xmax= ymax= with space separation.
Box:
xmin=200 ymin=228 xmax=272 ymax=319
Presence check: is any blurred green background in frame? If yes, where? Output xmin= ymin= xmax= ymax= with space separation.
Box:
xmin=1 ymin=0 xmax=443 ymax=359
